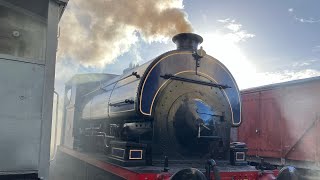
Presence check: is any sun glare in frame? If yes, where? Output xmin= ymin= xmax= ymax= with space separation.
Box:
xmin=201 ymin=33 xmax=257 ymax=89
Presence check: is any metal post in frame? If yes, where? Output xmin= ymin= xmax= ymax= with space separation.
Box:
xmin=50 ymin=91 xmax=59 ymax=162
xmin=38 ymin=0 xmax=60 ymax=179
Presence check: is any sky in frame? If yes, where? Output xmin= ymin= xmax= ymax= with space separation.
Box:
xmin=55 ymin=0 xmax=320 ymax=93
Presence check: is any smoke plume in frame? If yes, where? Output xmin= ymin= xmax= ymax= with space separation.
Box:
xmin=58 ymin=0 xmax=193 ymax=67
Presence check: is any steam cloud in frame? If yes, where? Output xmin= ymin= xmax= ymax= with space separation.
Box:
xmin=58 ymin=0 xmax=193 ymax=67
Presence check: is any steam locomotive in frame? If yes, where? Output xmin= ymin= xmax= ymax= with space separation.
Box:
xmin=62 ymin=33 xmax=252 ymax=179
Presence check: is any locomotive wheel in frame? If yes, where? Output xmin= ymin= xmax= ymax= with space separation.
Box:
xmin=153 ymin=73 xmax=231 ymax=159
xmin=170 ymin=168 xmax=207 ymax=180
xmin=277 ymin=166 xmax=299 ymax=180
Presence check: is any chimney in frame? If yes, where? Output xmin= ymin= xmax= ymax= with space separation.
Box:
xmin=172 ymin=33 xmax=203 ymax=51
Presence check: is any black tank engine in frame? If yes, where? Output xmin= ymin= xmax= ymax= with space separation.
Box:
xmin=62 ymin=33 xmax=242 ymax=167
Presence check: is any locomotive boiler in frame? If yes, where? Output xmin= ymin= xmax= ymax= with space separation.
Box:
xmin=62 ymin=33 xmax=242 ymax=167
